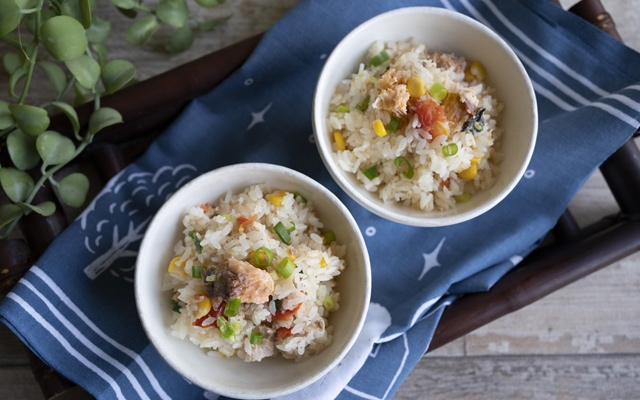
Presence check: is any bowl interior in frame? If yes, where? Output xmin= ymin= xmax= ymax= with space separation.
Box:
xmin=135 ymin=164 xmax=370 ymax=399
xmin=313 ymin=7 xmax=537 ymax=226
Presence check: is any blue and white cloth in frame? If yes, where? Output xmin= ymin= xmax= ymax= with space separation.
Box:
xmin=2 ymin=0 xmax=640 ymax=399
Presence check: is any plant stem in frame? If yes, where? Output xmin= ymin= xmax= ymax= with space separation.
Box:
xmin=17 ymin=1 xmax=43 ymax=105
xmin=56 ymin=77 xmax=76 ymax=102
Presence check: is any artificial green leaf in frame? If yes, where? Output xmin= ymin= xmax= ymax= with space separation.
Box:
xmin=165 ymin=24 xmax=193 ymax=54
xmin=3 ymin=53 xmax=20 ymax=74
xmin=36 ymin=130 xmax=76 ymax=166
xmin=89 ymin=107 xmax=122 ymax=135
xmin=59 ymin=0 xmax=97 ymax=20
xmin=91 ymin=43 xmax=109 ymax=66
xmin=100 ymin=60 xmax=135 ymax=94
xmin=0 ymin=168 xmax=34 ymax=202
xmin=195 ymin=0 xmax=225 ymax=7
xmin=0 ymin=100 xmax=15 ymax=130
xmin=109 ymin=0 xmax=139 ymax=10
xmin=65 ymin=55 xmax=100 ymax=89
xmin=51 ymin=101 xmax=80 ymax=134
xmin=0 ymin=204 xmax=22 ymax=228
xmin=38 ymin=61 xmax=68 ymax=96
xmin=86 ymin=15 xmax=111 ymax=44
xmin=198 ymin=15 xmax=231 ymax=32
xmin=8 ymin=66 xmax=26 ymax=98
xmin=7 ymin=129 xmax=39 ymax=171
xmin=40 ymin=16 xmax=88 ymax=61
xmin=79 ymin=0 xmax=92 ymax=28
xmin=25 ymin=7 xmax=56 ymax=35
xmin=156 ymin=0 xmax=189 ymax=28
xmin=9 ymin=104 xmax=50 ymax=136
xmin=0 ymin=0 xmax=22 ymax=37
xmin=116 ymin=6 xmax=137 ymax=19
xmin=73 ymin=81 xmax=89 ymax=106
xmin=126 ymin=15 xmax=159 ymax=46
xmin=14 ymin=0 xmax=37 ymax=8
xmin=17 ymin=201 xmax=56 ymax=216
xmin=57 ymin=172 xmax=89 ymax=207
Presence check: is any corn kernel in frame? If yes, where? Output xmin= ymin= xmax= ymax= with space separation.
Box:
xmin=195 ymin=296 xmax=212 ymax=319
xmin=407 ymin=76 xmax=427 ymax=98
xmin=269 ymin=270 xmax=279 ymax=282
xmin=320 ymin=257 xmax=327 ymax=268
xmin=266 ymin=190 xmax=287 ymax=206
xmin=168 ymin=257 xmax=186 ymax=277
xmin=373 ymin=120 xmax=387 ymax=137
xmin=286 ymin=248 xmax=296 ymax=261
xmin=432 ymin=121 xmax=449 ymax=138
xmin=333 ymin=131 xmax=346 ymax=151
xmin=470 ymin=157 xmax=482 ymax=164
xmin=459 ymin=163 xmax=478 ymax=180
xmin=469 ymin=62 xmax=486 ymax=81
xmin=464 ymin=71 xmax=475 ymax=82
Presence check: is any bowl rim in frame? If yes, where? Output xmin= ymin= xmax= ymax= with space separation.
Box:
xmin=312 ymin=6 xmax=538 ymax=227
xmin=134 ymin=162 xmax=371 ymax=398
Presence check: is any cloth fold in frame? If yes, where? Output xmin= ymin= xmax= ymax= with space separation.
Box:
xmin=2 ymin=0 xmax=640 ymax=399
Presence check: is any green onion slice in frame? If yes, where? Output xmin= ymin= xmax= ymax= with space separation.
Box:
xmin=356 ymin=95 xmax=370 ymax=112
xmin=473 ymin=121 xmax=484 ymax=132
xmin=230 ymin=321 xmax=242 ymax=333
xmin=222 ymin=214 xmax=232 ymax=222
xmin=217 ymin=316 xmax=235 ymax=341
xmin=293 ymin=191 xmax=307 ymax=203
xmin=192 ymin=265 xmax=205 ymax=278
xmin=188 ymin=231 xmax=203 ymax=254
xmin=323 ymin=231 xmax=336 ymax=245
xmin=224 ymin=298 xmax=241 ymax=317
xmin=442 ymin=143 xmax=458 ymax=157
xmin=171 ymin=299 xmax=181 ymax=314
xmin=287 ymin=222 xmax=295 ymax=233
xmin=205 ymin=274 xmax=218 ymax=282
xmin=394 ymin=157 xmax=414 ymax=179
xmin=274 ymin=299 xmax=282 ymax=310
xmin=277 ymin=257 xmax=295 ymax=279
xmin=429 ymin=82 xmax=448 ymax=102
xmin=323 ymin=295 xmax=335 ymax=310
xmin=387 ymin=117 xmax=401 ymax=133
xmin=274 ymin=221 xmax=291 ymax=244
xmin=254 ymin=247 xmax=273 ymax=267
xmin=335 ymin=105 xmax=350 ymax=113
xmin=370 ymin=50 xmax=390 ymax=66
xmin=454 ymin=194 xmax=471 ymax=203
xmin=362 ymin=165 xmax=378 ymax=181
xmin=250 ymin=332 xmax=263 ymax=345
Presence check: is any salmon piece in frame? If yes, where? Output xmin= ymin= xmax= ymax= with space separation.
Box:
xmin=443 ymin=92 xmax=478 ymax=129
xmin=373 ymin=85 xmax=410 ymax=115
xmin=202 ymin=258 xmax=274 ymax=304
xmin=377 ymin=69 xmax=410 ymax=90
xmin=433 ymin=52 xmax=464 ymax=73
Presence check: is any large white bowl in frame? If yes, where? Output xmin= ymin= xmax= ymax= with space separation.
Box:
xmin=313 ymin=7 xmax=537 ymax=227
xmin=135 ymin=163 xmax=371 ymax=399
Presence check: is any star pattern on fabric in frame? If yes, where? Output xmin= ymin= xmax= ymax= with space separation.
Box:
xmin=419 ymin=237 xmax=445 ymax=280
xmin=246 ymin=102 xmax=273 ymax=131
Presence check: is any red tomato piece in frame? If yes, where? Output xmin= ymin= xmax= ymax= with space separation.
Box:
xmin=413 ymin=98 xmax=446 ymax=142
xmin=273 ymin=302 xmax=302 ymax=321
xmin=193 ymin=300 xmax=226 ymax=328
xmin=277 ymin=327 xmax=293 ymax=340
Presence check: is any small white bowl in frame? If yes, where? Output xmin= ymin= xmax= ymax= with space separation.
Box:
xmin=135 ymin=163 xmax=371 ymax=399
xmin=313 ymin=7 xmax=537 ymax=227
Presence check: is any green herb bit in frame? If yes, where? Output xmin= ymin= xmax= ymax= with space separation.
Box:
xmin=355 ymin=95 xmax=370 ymax=112
xmin=171 ymin=299 xmax=181 ymax=314
xmin=370 ymin=50 xmax=390 ymax=66
xmin=205 ymin=274 xmax=218 ymax=282
xmin=287 ymin=222 xmax=296 ymax=233
xmin=217 ymin=316 xmax=235 ymax=341
xmin=442 ymin=143 xmax=459 ymax=157
xmin=323 ymin=231 xmax=336 ymax=245
xmin=274 ymin=221 xmax=291 ymax=244
xmin=277 ymin=257 xmax=295 ymax=279
xmin=454 ymin=194 xmax=471 ymax=203
xmin=335 ymin=105 xmax=350 ymax=113
xmin=473 ymin=121 xmax=484 ymax=132
xmin=250 ymin=332 xmax=263 ymax=345
xmin=394 ymin=157 xmax=414 ymax=179
xmin=192 ymin=265 xmax=205 ymax=278
xmin=429 ymin=82 xmax=448 ymax=102
xmin=362 ymin=165 xmax=378 ymax=181
xmin=222 ymin=214 xmax=232 ymax=222
xmin=188 ymin=231 xmax=203 ymax=254
xmin=224 ymin=298 xmax=241 ymax=317
xmin=387 ymin=117 xmax=401 ymax=133
xmin=323 ymin=295 xmax=335 ymax=310
xmin=230 ymin=321 xmax=242 ymax=333
xmin=274 ymin=299 xmax=283 ymax=310
xmin=254 ymin=247 xmax=273 ymax=267
xmin=294 ymin=191 xmax=308 ymax=203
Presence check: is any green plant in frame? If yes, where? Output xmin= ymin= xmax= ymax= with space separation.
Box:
xmin=0 ymin=0 xmax=230 ymax=240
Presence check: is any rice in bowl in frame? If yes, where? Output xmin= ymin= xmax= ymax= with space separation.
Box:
xmin=328 ymin=39 xmax=503 ymax=211
xmin=163 ymin=184 xmax=346 ymax=362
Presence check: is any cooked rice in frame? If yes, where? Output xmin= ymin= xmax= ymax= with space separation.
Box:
xmin=163 ymin=185 xmax=346 ymax=362
xmin=328 ymin=39 xmax=504 ymax=211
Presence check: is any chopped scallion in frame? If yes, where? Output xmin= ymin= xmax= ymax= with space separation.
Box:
xmin=250 ymin=331 xmax=263 ymax=345
xmin=224 ymin=298 xmax=241 ymax=317
xmin=274 ymin=221 xmax=291 ymax=244
xmin=294 ymin=191 xmax=307 ymax=203
xmin=230 ymin=321 xmax=242 ymax=333
xmin=323 ymin=295 xmax=335 ymax=310
xmin=429 ymin=82 xmax=448 ymax=102
xmin=171 ymin=299 xmax=181 ymax=314
xmin=188 ymin=231 xmax=203 ymax=254
xmin=362 ymin=165 xmax=378 ymax=181
xmin=222 ymin=214 xmax=232 ymax=222
xmin=277 ymin=257 xmax=295 ymax=279
xmin=192 ymin=265 xmax=205 ymax=278
xmin=394 ymin=157 xmax=414 ymax=179
xmin=254 ymin=247 xmax=273 ymax=267
xmin=355 ymin=95 xmax=370 ymax=112
xmin=454 ymin=194 xmax=471 ymax=203
xmin=370 ymin=50 xmax=390 ymax=66
xmin=287 ymin=222 xmax=295 ymax=233
xmin=323 ymin=231 xmax=336 ymax=245
xmin=473 ymin=121 xmax=484 ymax=132
xmin=205 ymin=274 xmax=218 ymax=282
xmin=274 ymin=299 xmax=282 ymax=310
xmin=335 ymin=105 xmax=350 ymax=113
xmin=387 ymin=117 xmax=401 ymax=133
xmin=442 ymin=143 xmax=458 ymax=157
xmin=217 ymin=316 xmax=235 ymax=341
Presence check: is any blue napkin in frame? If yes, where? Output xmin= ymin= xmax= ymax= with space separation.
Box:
xmin=2 ymin=0 xmax=640 ymax=399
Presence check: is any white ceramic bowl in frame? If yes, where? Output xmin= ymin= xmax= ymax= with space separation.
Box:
xmin=313 ymin=7 xmax=537 ymax=227
xmin=135 ymin=163 xmax=371 ymax=399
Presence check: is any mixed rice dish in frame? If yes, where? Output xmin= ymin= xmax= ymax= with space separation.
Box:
xmin=163 ymin=185 xmax=346 ymax=362
xmin=328 ymin=39 xmax=503 ymax=211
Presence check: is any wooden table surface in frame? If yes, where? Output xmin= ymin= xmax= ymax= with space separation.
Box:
xmin=1 ymin=0 xmax=639 ymax=399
